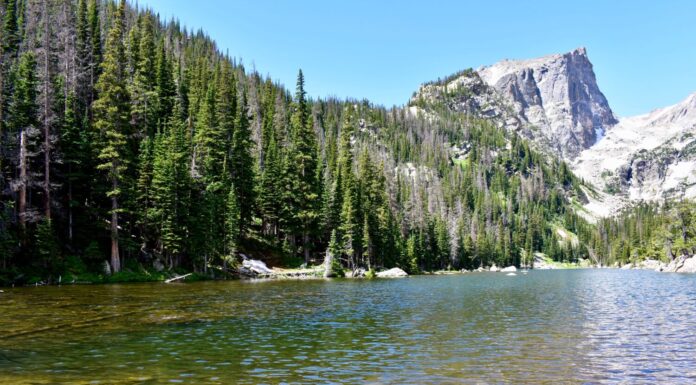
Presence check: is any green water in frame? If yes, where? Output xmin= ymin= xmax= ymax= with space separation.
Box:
xmin=1 ymin=270 xmax=695 ymax=384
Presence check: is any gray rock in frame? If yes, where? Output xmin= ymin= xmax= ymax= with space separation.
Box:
xmin=476 ymin=47 xmax=616 ymax=159
xmin=376 ymin=268 xmax=408 ymax=278
xmin=242 ymin=258 xmax=273 ymax=275
xmin=489 ymin=264 xmax=499 ymax=272
xmin=680 ymin=257 xmax=696 ymax=273
xmin=500 ymin=266 xmax=517 ymax=272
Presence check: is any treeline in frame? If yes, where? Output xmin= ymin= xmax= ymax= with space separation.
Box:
xmin=591 ymin=201 xmax=696 ymax=264
xmin=0 ymin=0 xmax=666 ymax=284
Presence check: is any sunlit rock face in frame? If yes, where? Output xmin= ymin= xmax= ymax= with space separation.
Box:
xmin=478 ymin=47 xmax=617 ymax=159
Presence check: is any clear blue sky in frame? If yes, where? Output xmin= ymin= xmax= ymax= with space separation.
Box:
xmin=137 ymin=0 xmax=696 ymax=117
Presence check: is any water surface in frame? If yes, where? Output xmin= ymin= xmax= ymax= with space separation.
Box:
xmin=1 ymin=270 xmax=695 ymax=384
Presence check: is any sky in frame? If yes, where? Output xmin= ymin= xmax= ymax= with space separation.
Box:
xmin=137 ymin=0 xmax=696 ymax=117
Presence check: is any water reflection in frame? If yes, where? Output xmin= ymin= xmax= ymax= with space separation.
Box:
xmin=0 ymin=270 xmax=695 ymax=384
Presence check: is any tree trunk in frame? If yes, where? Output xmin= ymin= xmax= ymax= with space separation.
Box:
xmin=110 ymin=173 xmax=121 ymax=273
xmin=67 ymin=175 xmax=73 ymax=242
xmin=303 ymin=231 xmax=310 ymax=264
xmin=18 ymin=129 xmax=27 ymax=233
xmin=43 ymin=0 xmax=51 ymax=220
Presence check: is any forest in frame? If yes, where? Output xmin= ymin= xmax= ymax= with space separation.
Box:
xmin=1 ymin=0 xmax=694 ymax=285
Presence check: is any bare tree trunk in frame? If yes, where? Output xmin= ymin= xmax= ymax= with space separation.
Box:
xmin=67 ymin=176 xmax=73 ymax=242
xmin=18 ymin=130 xmax=28 ymax=233
xmin=43 ymin=0 xmax=52 ymax=220
xmin=110 ymin=170 xmax=121 ymax=273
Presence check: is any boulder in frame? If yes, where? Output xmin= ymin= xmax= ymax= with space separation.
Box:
xmin=664 ymin=256 xmax=685 ymax=273
xmin=500 ymin=266 xmax=517 ymax=272
xmin=489 ymin=264 xmax=499 ymax=272
xmin=678 ymin=257 xmax=696 ymax=273
xmin=242 ymin=258 xmax=273 ymax=275
xmin=376 ymin=268 xmax=408 ymax=278
xmin=621 ymin=263 xmax=633 ymax=270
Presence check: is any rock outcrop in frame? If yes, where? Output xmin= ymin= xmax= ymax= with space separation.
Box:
xmin=663 ymin=256 xmax=696 ymax=273
xmin=478 ymin=47 xmax=617 ymax=159
xmin=376 ymin=268 xmax=408 ymax=278
xmin=574 ymin=93 xmax=696 ymax=205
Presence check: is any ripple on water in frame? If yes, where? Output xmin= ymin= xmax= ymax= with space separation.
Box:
xmin=0 ymin=270 xmax=695 ymax=384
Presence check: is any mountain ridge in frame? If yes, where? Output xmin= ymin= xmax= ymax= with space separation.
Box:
xmin=413 ymin=47 xmax=696 ymax=216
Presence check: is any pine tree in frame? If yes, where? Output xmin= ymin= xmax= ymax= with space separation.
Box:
xmin=151 ymin=106 xmax=191 ymax=263
xmin=92 ymin=0 xmax=130 ymax=273
xmin=9 ymin=52 xmax=39 ymax=236
xmin=87 ymin=0 xmax=101 ymax=106
xmin=130 ymin=12 xmax=158 ymax=138
xmin=226 ymin=183 xmax=240 ymax=256
xmin=285 ymin=70 xmax=320 ymax=263
xmin=231 ymin=89 xmax=255 ymax=234
xmin=258 ymin=130 xmax=282 ymax=236
xmin=2 ymin=0 xmax=19 ymax=55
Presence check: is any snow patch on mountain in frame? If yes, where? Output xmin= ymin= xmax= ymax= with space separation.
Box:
xmin=573 ymin=92 xmax=696 ymax=206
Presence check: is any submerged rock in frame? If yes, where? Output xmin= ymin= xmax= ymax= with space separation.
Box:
xmin=500 ymin=266 xmax=517 ymax=272
xmin=376 ymin=268 xmax=408 ymax=278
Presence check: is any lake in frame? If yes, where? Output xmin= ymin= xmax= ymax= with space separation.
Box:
xmin=1 ymin=269 xmax=695 ymax=384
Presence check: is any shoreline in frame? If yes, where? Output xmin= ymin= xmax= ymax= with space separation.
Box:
xmin=3 ymin=256 xmax=695 ymax=288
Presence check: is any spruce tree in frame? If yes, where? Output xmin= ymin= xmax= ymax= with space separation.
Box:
xmin=226 ymin=183 xmax=240 ymax=256
xmin=92 ymin=0 xmax=130 ymax=273
xmin=231 ymin=89 xmax=255 ymax=234
xmin=285 ymin=70 xmax=320 ymax=263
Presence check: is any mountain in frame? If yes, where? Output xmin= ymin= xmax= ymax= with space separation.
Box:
xmin=574 ymin=93 xmax=696 ymax=205
xmin=478 ymin=47 xmax=617 ymax=159
xmin=412 ymin=48 xmax=696 ymax=216
xmin=411 ymin=48 xmax=617 ymax=160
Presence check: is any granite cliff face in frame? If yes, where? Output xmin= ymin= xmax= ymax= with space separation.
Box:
xmin=411 ymin=48 xmax=617 ymax=159
xmin=477 ymin=47 xmax=617 ymax=159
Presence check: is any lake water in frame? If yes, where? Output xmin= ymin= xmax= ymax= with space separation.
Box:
xmin=1 ymin=269 xmax=695 ymax=384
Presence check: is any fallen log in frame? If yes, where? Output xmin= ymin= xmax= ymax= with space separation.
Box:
xmin=164 ymin=273 xmax=192 ymax=283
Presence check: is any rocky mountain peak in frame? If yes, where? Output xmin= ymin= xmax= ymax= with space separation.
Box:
xmin=477 ymin=48 xmax=617 ymax=159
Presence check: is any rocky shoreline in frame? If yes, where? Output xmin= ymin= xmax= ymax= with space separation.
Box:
xmin=619 ymin=256 xmax=696 ymax=274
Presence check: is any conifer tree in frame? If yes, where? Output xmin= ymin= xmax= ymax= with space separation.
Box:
xmin=226 ymin=183 xmax=240 ymax=256
xmin=258 ymin=130 xmax=282 ymax=236
xmin=285 ymin=70 xmax=320 ymax=262
xmin=92 ymin=0 xmax=130 ymax=273
xmin=10 ymin=52 xmax=39 ymax=236
xmin=231 ymin=89 xmax=255 ymax=234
